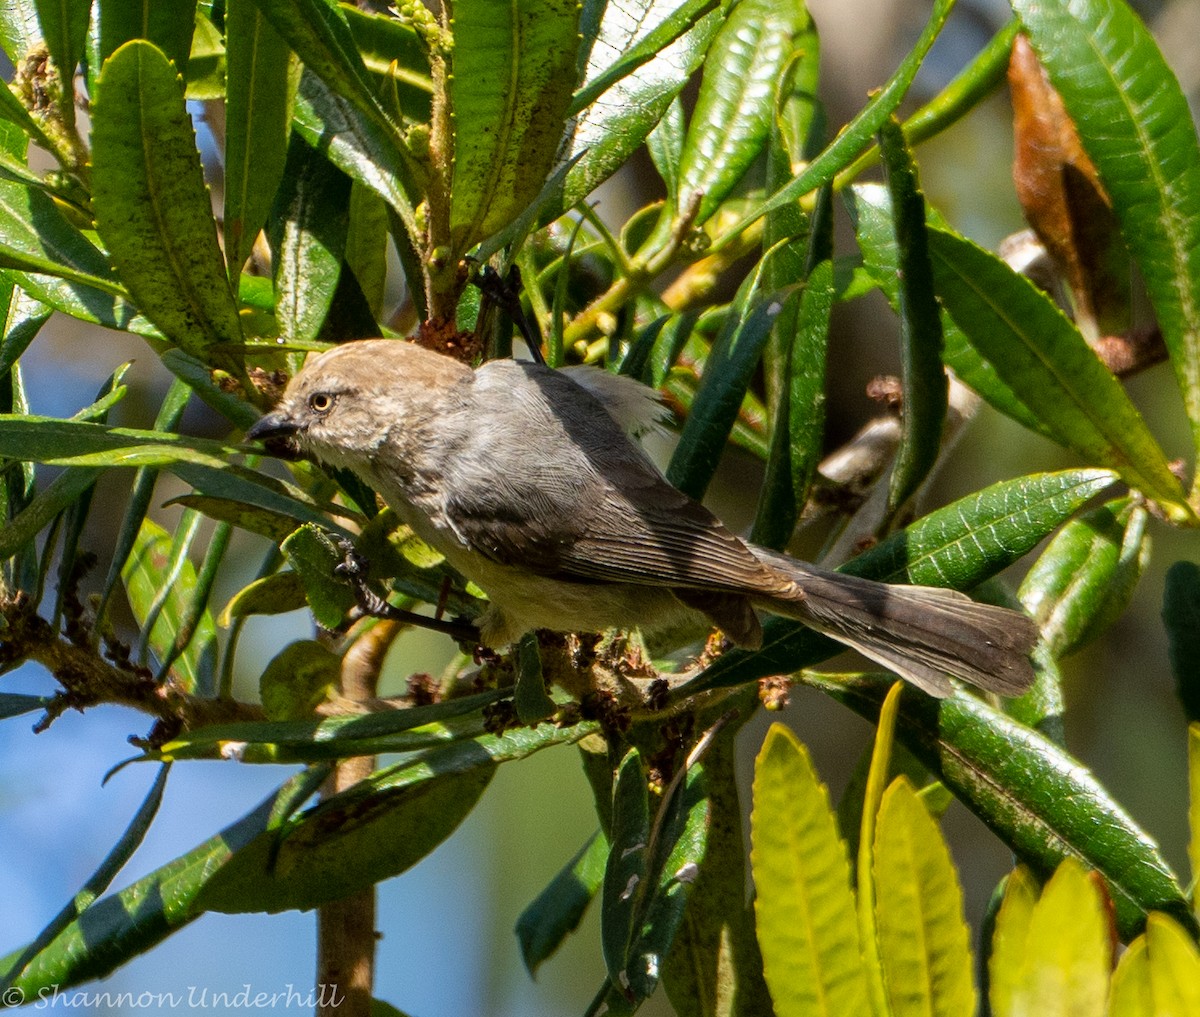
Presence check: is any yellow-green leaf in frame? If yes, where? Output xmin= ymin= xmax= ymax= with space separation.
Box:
xmin=1109 ymin=912 xmax=1200 ymax=1017
xmin=1002 ymin=858 xmax=1110 ymax=1017
xmin=988 ymin=866 xmax=1041 ymax=1017
xmin=874 ymin=776 xmax=976 ymax=1017
xmin=750 ymin=723 xmax=868 ymax=1017
xmin=1190 ymin=725 xmax=1200 ymax=922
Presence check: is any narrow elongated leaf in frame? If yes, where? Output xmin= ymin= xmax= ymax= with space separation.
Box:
xmin=33 ymin=0 xmax=90 ymax=129
xmin=1109 ymin=912 xmax=1200 ymax=1017
xmin=928 ymin=226 xmax=1188 ymax=521
xmin=0 ymin=465 xmax=99 ymax=561
xmin=0 ymin=776 xmax=309 ymax=998
xmin=291 ymin=69 xmax=420 ymax=248
xmin=517 ymin=831 xmax=609 ymax=976
xmin=680 ymin=468 xmax=1115 ymax=696
xmin=1019 ymin=498 xmax=1149 ymax=659
xmin=807 ymin=674 xmax=1193 ymax=940
xmin=667 ymin=289 xmax=793 ymax=499
xmin=446 ymin=0 xmax=579 ymax=254
xmin=663 ymin=708 xmax=772 ymax=1017
xmin=873 ymin=777 xmax=976 ymax=1017
xmin=849 ymin=183 xmax=1049 ymax=437
xmin=198 ymin=722 xmax=596 ymax=914
xmin=246 ymin=0 xmax=392 ymax=138
xmin=0 ymin=766 xmax=170 ymax=993
xmin=603 ymin=749 xmax=651 ymax=988
xmin=91 ymin=41 xmax=244 ymax=361
xmin=0 ymin=693 xmax=50 ymax=719
xmin=1164 ymin=563 xmax=1200 ymax=725
xmin=714 ymin=0 xmax=954 ymax=250
xmin=224 ymin=0 xmax=296 ymax=277
xmin=879 ymin=118 xmax=945 ymax=514
xmin=624 ymin=763 xmax=709 ymax=1002
xmin=674 ymin=0 xmax=802 ymax=226
xmin=559 ymin=0 xmax=727 ymax=214
xmin=1011 ymin=0 xmax=1200 ymax=498
xmin=751 ymin=724 xmax=868 ymax=1017
xmin=98 ymin=0 xmax=197 ymax=72
xmin=270 ymin=136 xmax=349 ymax=345
xmin=154 ymin=687 xmax=506 ymax=764
xmin=122 ymin=517 xmax=217 ymax=692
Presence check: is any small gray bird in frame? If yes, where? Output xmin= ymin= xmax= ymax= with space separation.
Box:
xmin=246 ymin=339 xmax=1038 ymax=697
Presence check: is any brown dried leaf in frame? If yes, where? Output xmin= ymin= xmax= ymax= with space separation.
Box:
xmin=1009 ymin=34 xmax=1130 ymax=339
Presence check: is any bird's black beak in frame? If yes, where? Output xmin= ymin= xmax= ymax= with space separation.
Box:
xmin=245 ymin=411 xmax=303 ymax=460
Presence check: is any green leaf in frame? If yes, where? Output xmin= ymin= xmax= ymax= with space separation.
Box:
xmin=341 ymin=5 xmax=431 ymax=126
xmin=848 ymin=183 xmax=1049 ymax=438
xmin=33 ymin=0 xmax=90 ymax=130
xmin=0 ymin=693 xmax=50 ymax=719
xmin=446 ymin=0 xmax=579 ymax=255
xmin=1020 ymin=498 xmax=1149 ymax=659
xmin=220 ymin=570 xmax=308 ymax=625
xmin=663 ymin=705 xmax=772 ymax=1017
xmin=0 ymin=2 xmax=41 ymax=65
xmin=280 ymin=523 xmax=354 ymax=629
xmin=0 ymin=776 xmax=305 ymax=997
xmin=559 ymin=0 xmax=727 ymax=214
xmin=807 ymin=674 xmax=1193 ymax=941
xmin=514 ymin=633 xmax=556 ymax=724
xmin=750 ymin=724 xmax=868 ymax=1017
xmin=121 ymin=517 xmax=217 ymax=692
xmin=155 ymin=687 xmax=507 ymax=764
xmin=99 ymin=0 xmax=198 ymax=73
xmin=713 ymin=0 xmax=954 ymax=251
xmin=91 ymin=40 xmax=244 ymax=362
xmin=224 ymin=0 xmax=297 ymax=277
xmin=259 ymin=640 xmax=340 ymax=721
xmin=674 ymin=0 xmax=804 ymax=227
xmin=198 ymin=722 xmax=595 ymax=914
xmin=169 ymin=493 xmax=299 ymax=543
xmin=927 ymin=226 xmax=1189 ymax=522
xmin=1164 ymin=563 xmax=1200 ymax=726
xmin=1109 ymin=912 xmax=1200 ymax=1017
xmin=754 ymin=199 xmax=833 ymax=549
xmin=291 ymin=68 xmax=420 ymax=248
xmin=667 ymin=288 xmax=793 ymax=499
xmin=624 ymin=762 xmax=709 ymax=1002
xmin=0 ymin=465 xmax=99 ymax=562
xmin=184 ymin=8 xmax=225 ymax=100
xmin=246 ymin=0 xmax=393 ymax=136
xmin=516 ymin=830 xmax=609 ymax=976
xmin=603 ymin=749 xmax=651 ymax=988
xmin=1001 ymin=858 xmax=1110 ymax=1017
xmin=878 ymin=118 xmax=945 ymax=514
xmin=873 ymin=777 xmax=976 ymax=1017
xmin=270 ymin=136 xmax=350 ymax=345
xmin=679 ymin=468 xmax=1116 ymax=696
xmin=1010 ymin=0 xmax=1200 ymax=502
xmin=0 ymin=177 xmax=151 ymax=326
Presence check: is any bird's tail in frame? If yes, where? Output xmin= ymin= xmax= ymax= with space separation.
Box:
xmin=749 ymin=549 xmax=1038 ymax=698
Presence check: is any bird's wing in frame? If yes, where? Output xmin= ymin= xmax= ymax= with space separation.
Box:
xmin=442 ymin=363 xmax=775 ymax=592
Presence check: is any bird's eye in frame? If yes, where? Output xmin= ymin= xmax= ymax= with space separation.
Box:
xmin=308 ymin=392 xmax=335 ymax=414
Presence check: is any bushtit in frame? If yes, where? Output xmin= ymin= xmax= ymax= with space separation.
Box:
xmin=246 ymin=339 xmax=1037 ymax=697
